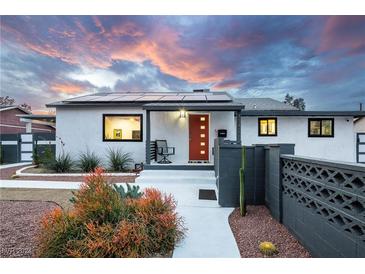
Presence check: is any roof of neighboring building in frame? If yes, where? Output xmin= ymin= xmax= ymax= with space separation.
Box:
xmin=16 ymin=114 xmax=56 ymax=123
xmin=233 ymin=98 xmax=298 ymax=110
xmin=0 ymin=105 xmax=31 ymax=114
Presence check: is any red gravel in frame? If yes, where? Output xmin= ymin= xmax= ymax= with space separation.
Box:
xmin=229 ymin=206 xmax=311 ymax=258
xmin=0 ymin=165 xmax=32 ymax=179
xmin=0 ymin=200 xmax=60 ymax=258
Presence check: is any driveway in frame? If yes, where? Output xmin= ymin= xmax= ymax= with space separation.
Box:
xmin=0 ymin=179 xmax=240 ymax=258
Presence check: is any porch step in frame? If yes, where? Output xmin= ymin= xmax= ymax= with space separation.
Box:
xmin=135 ymin=170 xmax=216 ymax=184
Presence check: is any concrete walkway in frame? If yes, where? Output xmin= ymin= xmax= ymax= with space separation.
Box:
xmin=0 ymin=162 xmax=31 ymax=170
xmin=0 ymin=179 xmax=240 ymax=258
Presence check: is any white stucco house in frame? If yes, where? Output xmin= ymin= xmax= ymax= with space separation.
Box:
xmin=47 ymin=90 xmax=365 ymax=168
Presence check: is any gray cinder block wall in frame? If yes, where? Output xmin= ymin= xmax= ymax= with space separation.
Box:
xmin=214 ymin=138 xmax=242 ymax=207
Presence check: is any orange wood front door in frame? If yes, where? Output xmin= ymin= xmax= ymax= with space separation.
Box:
xmin=189 ymin=114 xmax=209 ymax=161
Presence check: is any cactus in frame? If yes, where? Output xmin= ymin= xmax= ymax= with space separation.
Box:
xmin=259 ymin=241 xmax=278 ymax=256
xmin=239 ymin=147 xmax=246 ymax=216
xmin=114 ymin=183 xmax=143 ymax=199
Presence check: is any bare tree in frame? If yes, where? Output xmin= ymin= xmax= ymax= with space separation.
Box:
xmin=0 ymin=96 xmax=15 ymax=106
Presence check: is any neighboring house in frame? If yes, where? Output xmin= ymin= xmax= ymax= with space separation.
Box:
xmin=0 ymin=105 xmax=55 ymax=134
xmin=47 ymin=90 xmax=365 ymax=166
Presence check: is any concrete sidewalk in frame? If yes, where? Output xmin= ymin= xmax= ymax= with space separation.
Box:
xmin=0 ymin=179 xmax=240 ymax=258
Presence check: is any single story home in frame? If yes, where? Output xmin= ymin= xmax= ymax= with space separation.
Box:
xmin=47 ymin=90 xmax=365 ymax=167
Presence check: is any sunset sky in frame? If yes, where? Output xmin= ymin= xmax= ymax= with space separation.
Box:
xmin=1 ymin=16 xmax=364 ymax=112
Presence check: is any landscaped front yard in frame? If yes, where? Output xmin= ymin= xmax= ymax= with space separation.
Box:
xmin=229 ymin=206 xmax=310 ymax=258
xmin=0 ymin=168 xmax=185 ymax=258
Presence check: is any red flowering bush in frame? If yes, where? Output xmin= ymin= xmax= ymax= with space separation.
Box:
xmin=36 ymin=168 xmax=185 ymax=258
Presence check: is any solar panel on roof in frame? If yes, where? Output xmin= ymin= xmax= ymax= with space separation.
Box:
xmin=205 ymin=94 xmax=231 ymax=101
xmin=183 ymin=95 xmax=207 ymax=101
xmin=136 ymin=95 xmax=164 ymax=101
xmin=65 ymin=95 xmax=103 ymax=102
xmin=112 ymin=95 xmax=143 ymax=101
xmin=159 ymin=95 xmax=185 ymax=101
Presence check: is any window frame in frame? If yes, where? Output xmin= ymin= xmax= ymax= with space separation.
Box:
xmin=308 ymin=118 xmax=334 ymax=138
xmin=102 ymin=114 xmax=143 ymax=142
xmin=258 ymin=117 xmax=278 ymax=137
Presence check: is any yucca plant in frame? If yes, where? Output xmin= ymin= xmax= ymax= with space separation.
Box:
xmin=77 ymin=150 xmax=102 ymax=172
xmin=51 ymin=153 xmax=74 ymax=173
xmin=106 ymin=147 xmax=133 ymax=172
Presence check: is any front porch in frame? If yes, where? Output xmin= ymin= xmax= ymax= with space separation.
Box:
xmin=143 ymin=102 xmax=243 ymax=169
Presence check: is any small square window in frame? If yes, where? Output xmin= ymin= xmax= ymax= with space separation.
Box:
xmin=308 ymin=118 xmax=334 ymax=137
xmin=200 ymin=125 xmax=206 ymax=130
xmin=200 ymin=117 xmax=206 ymax=121
xmin=200 ymin=142 xmax=205 ymax=146
xmin=200 ymin=134 xmax=205 ymax=138
xmin=200 ymin=150 xmax=205 ymax=154
xmin=258 ymin=118 xmax=277 ymax=136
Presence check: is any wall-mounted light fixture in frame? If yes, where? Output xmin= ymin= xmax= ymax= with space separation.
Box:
xmin=180 ymin=109 xmax=186 ymax=118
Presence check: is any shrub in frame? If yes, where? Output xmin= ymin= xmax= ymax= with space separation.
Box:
xmin=106 ymin=147 xmax=133 ymax=172
xmin=32 ymin=146 xmax=40 ymax=166
xmin=114 ymin=183 xmax=143 ymax=199
xmin=77 ymin=150 xmax=102 ymax=172
xmin=50 ymin=153 xmax=74 ymax=173
xmin=36 ymin=168 xmax=185 ymax=258
xmin=40 ymin=146 xmax=55 ymax=169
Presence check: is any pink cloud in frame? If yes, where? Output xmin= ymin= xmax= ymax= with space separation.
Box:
xmin=1 ymin=17 xmax=232 ymax=84
xmin=212 ymin=79 xmax=244 ymax=90
xmin=319 ymin=16 xmax=365 ymax=55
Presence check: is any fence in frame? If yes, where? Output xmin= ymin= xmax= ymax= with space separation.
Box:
xmin=0 ymin=133 xmax=55 ymax=164
xmin=279 ymin=155 xmax=365 ymax=257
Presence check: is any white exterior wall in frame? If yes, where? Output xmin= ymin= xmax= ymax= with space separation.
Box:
xmin=150 ymin=111 xmax=236 ymax=163
xmin=240 ymin=116 xmax=356 ymax=162
xmin=56 ymin=107 xmax=146 ymax=164
xmin=56 ymin=107 xmax=236 ymax=165
xmin=355 ymin=117 xmax=365 ymax=133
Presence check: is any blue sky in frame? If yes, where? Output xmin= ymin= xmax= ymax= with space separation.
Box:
xmin=1 ymin=16 xmax=364 ymax=112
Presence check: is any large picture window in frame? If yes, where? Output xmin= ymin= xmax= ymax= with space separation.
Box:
xmin=258 ymin=118 xmax=277 ymax=136
xmin=308 ymin=118 xmax=334 ymax=137
xmin=103 ymin=114 xmax=143 ymax=142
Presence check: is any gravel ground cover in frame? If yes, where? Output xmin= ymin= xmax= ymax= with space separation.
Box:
xmin=0 ymin=188 xmax=74 ymax=210
xmin=0 ymin=165 xmax=31 ymax=179
xmin=0 ymin=200 xmax=59 ymax=258
xmin=229 ymin=206 xmax=311 ymax=258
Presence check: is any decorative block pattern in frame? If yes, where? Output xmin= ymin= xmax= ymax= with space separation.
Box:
xmin=281 ymin=157 xmax=365 ymax=256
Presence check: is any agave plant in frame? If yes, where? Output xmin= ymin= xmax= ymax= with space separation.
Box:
xmin=114 ymin=183 xmax=143 ymax=199
xmin=106 ymin=147 xmax=133 ymax=172
xmin=50 ymin=153 xmax=74 ymax=173
xmin=77 ymin=150 xmax=102 ymax=172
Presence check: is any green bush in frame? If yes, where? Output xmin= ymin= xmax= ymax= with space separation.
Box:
xmin=77 ymin=150 xmax=102 ymax=172
xmin=40 ymin=146 xmax=55 ymax=169
xmin=36 ymin=168 xmax=185 ymax=258
xmin=50 ymin=153 xmax=74 ymax=173
xmin=32 ymin=146 xmax=40 ymax=166
xmin=0 ymin=144 xmax=3 ymax=164
xmin=106 ymin=147 xmax=133 ymax=172
xmin=114 ymin=183 xmax=143 ymax=199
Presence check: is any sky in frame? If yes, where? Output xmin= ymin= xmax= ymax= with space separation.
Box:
xmin=0 ymin=15 xmax=364 ymax=113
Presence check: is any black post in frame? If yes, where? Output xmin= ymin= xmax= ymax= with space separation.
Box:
xmin=236 ymin=110 xmax=241 ymax=143
xmin=146 ymin=110 xmax=151 ymax=164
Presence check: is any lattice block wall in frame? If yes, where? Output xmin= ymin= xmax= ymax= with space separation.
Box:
xmin=281 ymin=156 xmax=365 ymax=257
